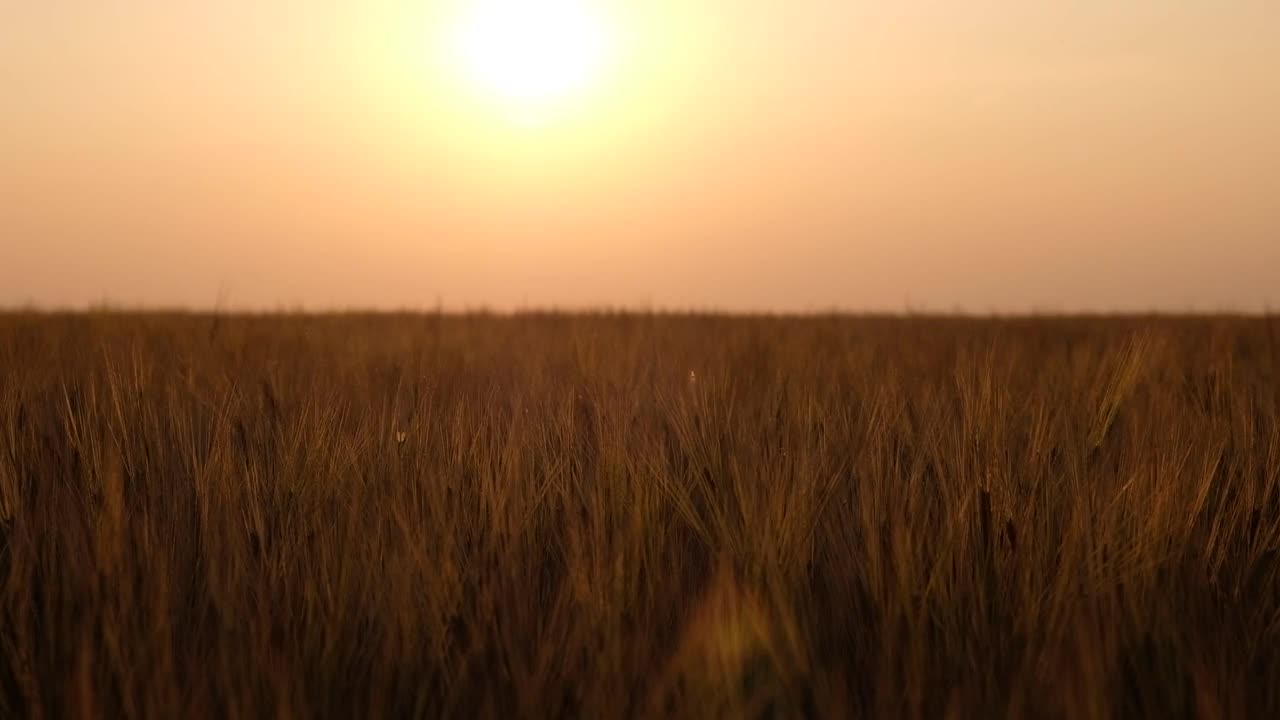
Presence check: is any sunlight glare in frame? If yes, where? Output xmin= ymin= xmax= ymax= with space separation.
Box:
xmin=450 ymin=0 xmax=614 ymax=122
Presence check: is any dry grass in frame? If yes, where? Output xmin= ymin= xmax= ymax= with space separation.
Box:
xmin=1 ymin=312 xmax=1278 ymax=718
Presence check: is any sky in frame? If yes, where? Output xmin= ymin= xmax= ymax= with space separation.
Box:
xmin=3 ymin=1 xmax=1278 ymax=312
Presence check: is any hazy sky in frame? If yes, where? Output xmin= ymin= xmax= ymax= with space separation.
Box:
xmin=3 ymin=1 xmax=1277 ymax=312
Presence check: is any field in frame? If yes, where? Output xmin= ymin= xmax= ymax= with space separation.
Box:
xmin=1 ymin=312 xmax=1278 ymax=718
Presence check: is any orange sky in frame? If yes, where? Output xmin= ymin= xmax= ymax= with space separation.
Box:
xmin=3 ymin=1 xmax=1278 ymax=312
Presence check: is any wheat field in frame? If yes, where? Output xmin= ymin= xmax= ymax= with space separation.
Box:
xmin=1 ymin=312 xmax=1277 ymax=718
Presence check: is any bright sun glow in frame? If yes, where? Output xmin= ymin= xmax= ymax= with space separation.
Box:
xmin=450 ymin=0 xmax=614 ymax=121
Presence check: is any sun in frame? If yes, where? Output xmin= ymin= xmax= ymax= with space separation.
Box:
xmin=450 ymin=0 xmax=614 ymax=121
